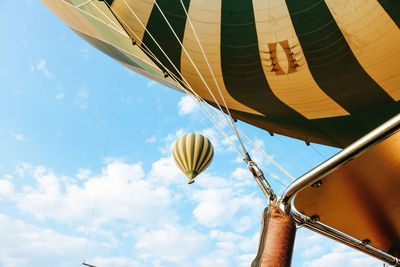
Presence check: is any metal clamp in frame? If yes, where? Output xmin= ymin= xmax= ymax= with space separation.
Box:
xmin=245 ymin=156 xmax=276 ymax=203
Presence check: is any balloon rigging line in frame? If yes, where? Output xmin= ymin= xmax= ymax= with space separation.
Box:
xmin=100 ymin=0 xmax=244 ymax=159
xmin=118 ymin=0 xmax=247 ymax=158
xmin=83 ymin=78 xmax=120 ymax=263
xmin=236 ymin=129 xmax=296 ymax=181
xmin=152 ymin=0 xmax=250 ymax=159
xmin=275 ymin=135 xmax=314 ymax=168
xmin=83 ymin=200 xmax=97 ymax=262
xmin=102 ymin=0 xmax=293 ymax=184
xmin=310 ymin=143 xmax=326 ymax=159
xmin=64 ymin=0 xmax=128 ymax=37
xmin=200 ymin=100 xmax=294 ymax=184
xmin=87 ymin=1 xmax=121 ymax=30
xmin=198 ymin=99 xmax=292 ymax=184
xmin=71 ymin=0 xmax=245 ymax=160
xmin=76 ymin=0 xmax=94 ymax=8
xmin=72 ymin=0 xmax=293 ymax=184
xmin=177 ymin=0 xmax=249 ymax=159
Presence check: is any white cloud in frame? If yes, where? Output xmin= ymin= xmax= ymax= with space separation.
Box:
xmin=36 ymin=59 xmax=53 ymax=77
xmin=0 ymin=214 xmax=86 ymax=267
xmin=9 ymin=130 xmax=25 ymax=141
xmin=191 ymin=173 xmax=264 ymax=228
xmin=55 ymin=92 xmax=65 ymax=100
xmin=158 ymin=129 xmax=186 ymax=155
xmin=90 ymin=256 xmax=140 ymax=267
xmin=15 ymin=162 xmax=33 ymax=177
xmin=145 ymin=136 xmax=156 ymax=143
xmin=178 ymin=95 xmax=199 ymax=115
xmin=303 ymin=248 xmax=382 ymax=267
xmin=75 ymin=84 xmax=89 ymax=109
xmin=76 ymin=168 xmax=92 ymax=180
xmin=13 ymin=160 xmax=176 ymax=227
xmin=231 ymin=167 xmax=254 ymax=188
xmin=79 ymin=47 xmax=90 ymax=59
xmin=147 ymin=156 xmax=182 ymax=186
xmin=135 ymin=224 xmax=209 ymax=264
xmin=147 ymin=80 xmax=157 ymax=87
xmin=0 ymin=180 xmax=14 ymax=199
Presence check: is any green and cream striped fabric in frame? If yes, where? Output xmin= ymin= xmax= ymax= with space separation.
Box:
xmin=42 ymin=0 xmax=400 ymax=147
xmin=173 ymin=133 xmax=214 ymax=184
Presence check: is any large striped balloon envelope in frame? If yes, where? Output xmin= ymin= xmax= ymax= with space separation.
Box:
xmin=41 ymin=0 xmax=400 ymax=148
xmin=173 ymin=133 xmax=214 ymax=184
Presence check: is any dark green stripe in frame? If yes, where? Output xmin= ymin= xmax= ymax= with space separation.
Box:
xmin=195 ymin=138 xmax=211 ymax=172
xmin=198 ymin=149 xmax=213 ymax=173
xmin=194 ymin=135 xmax=205 ymax=171
xmin=378 ymin=0 xmax=400 ymax=28
xmin=286 ymin=0 xmax=393 ymax=113
xmin=141 ymin=0 xmax=190 ymax=79
xmin=219 ymin=1 xmax=334 ymax=144
xmin=101 ymin=0 xmax=114 ymax=6
xmin=220 ymin=0 xmax=305 ymax=118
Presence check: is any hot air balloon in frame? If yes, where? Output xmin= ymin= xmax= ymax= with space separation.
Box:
xmin=173 ymin=133 xmax=214 ymax=184
xmin=40 ymin=0 xmax=400 ymax=266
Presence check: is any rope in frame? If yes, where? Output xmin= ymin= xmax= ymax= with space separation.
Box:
xmin=237 ymin=130 xmax=296 ymax=181
xmin=76 ymin=0 xmax=94 ymax=8
xmin=152 ymin=0 xmax=249 ymax=159
xmin=69 ymin=0 xmax=294 ymax=186
xmin=87 ymin=2 xmax=121 ymax=30
xmin=177 ymin=0 xmax=249 ymax=158
xmin=83 ymin=78 xmax=120 ymax=263
xmin=275 ymin=135 xmax=314 ymax=167
xmin=63 ymin=0 xmax=127 ymax=36
xmin=118 ymin=0 xmax=246 ymax=158
xmin=111 ymin=0 xmax=295 ymax=183
xmin=310 ymin=143 xmax=326 ymax=159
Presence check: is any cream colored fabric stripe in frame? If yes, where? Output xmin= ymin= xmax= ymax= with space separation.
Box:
xmin=176 ymin=137 xmax=190 ymax=172
xmin=180 ymin=0 xmax=262 ymax=116
xmin=43 ymin=0 xmax=163 ymax=74
xmin=173 ymin=144 xmax=186 ymax=173
xmin=111 ymin=0 xmax=154 ymax=45
xmin=252 ymin=0 xmax=349 ymax=119
xmin=185 ymin=134 xmax=195 ymax=171
xmin=41 ymin=0 xmax=106 ymax=42
xmin=325 ymin=0 xmax=400 ymax=100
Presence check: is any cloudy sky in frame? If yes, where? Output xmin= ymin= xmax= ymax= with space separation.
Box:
xmin=0 ymin=1 xmax=384 ymax=267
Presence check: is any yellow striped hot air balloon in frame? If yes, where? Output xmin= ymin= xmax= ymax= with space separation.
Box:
xmin=173 ymin=133 xmax=214 ymax=184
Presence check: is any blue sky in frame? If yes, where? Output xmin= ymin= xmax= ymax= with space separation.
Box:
xmin=0 ymin=1 xmax=384 ymax=266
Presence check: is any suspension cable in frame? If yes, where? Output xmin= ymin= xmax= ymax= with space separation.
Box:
xmin=310 ymin=143 xmax=326 ymax=159
xmin=98 ymin=0 xmax=294 ymax=184
xmin=237 ymin=130 xmax=296 ymax=181
xmin=86 ymin=2 xmax=121 ymax=30
xmin=68 ymin=0 xmax=295 ymax=186
xmin=275 ymin=135 xmax=314 ymax=167
xmin=117 ymin=0 xmax=246 ymax=158
xmin=172 ymin=0 xmax=250 ymax=159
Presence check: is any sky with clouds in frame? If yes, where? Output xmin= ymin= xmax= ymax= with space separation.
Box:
xmin=0 ymin=1 xmax=385 ymax=267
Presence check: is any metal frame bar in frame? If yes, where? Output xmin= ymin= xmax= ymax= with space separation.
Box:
xmin=291 ymin=207 xmax=400 ymax=266
xmin=279 ymin=113 xmax=400 ymax=266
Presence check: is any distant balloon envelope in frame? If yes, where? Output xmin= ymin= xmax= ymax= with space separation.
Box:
xmin=173 ymin=133 xmax=214 ymax=184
